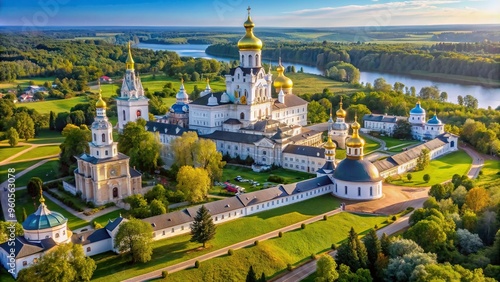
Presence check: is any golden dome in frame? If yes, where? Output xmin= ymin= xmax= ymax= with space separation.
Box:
xmin=336 ymin=97 xmax=346 ymax=118
xmin=273 ymin=59 xmax=293 ymax=89
xmin=346 ymin=116 xmax=364 ymax=148
xmin=126 ymin=41 xmax=135 ymax=69
xmin=237 ymin=7 xmax=263 ymax=51
xmin=96 ymin=85 xmax=106 ymax=108
xmin=324 ymin=137 xmax=336 ymax=150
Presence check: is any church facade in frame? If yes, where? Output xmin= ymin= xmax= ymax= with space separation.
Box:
xmin=71 ymin=88 xmax=142 ymax=205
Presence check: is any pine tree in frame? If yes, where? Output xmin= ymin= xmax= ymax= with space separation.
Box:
xmin=380 ymin=233 xmax=391 ymax=256
xmin=246 ymin=265 xmax=257 ymax=282
xmin=362 ymin=229 xmax=382 ymax=276
xmin=258 ymin=272 xmax=267 ymax=282
xmin=190 ymin=205 xmax=216 ymax=248
xmin=354 ymin=230 xmax=368 ymax=270
xmin=336 ymin=227 xmax=360 ymax=271
xmin=49 ymin=111 xmax=55 ymax=130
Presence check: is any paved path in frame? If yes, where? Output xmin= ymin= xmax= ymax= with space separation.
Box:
xmin=0 ymin=159 xmax=54 ymax=221
xmin=273 ymin=211 xmax=417 ymax=282
xmin=41 ymin=191 xmax=121 ymax=222
xmin=122 ymin=208 xmax=343 ymax=282
xmin=460 ymin=145 xmax=485 ymax=179
xmin=0 ymin=143 xmax=60 ymax=166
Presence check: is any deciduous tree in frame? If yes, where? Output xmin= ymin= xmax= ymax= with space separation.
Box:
xmin=12 ymin=111 xmax=35 ymax=141
xmin=392 ymin=119 xmax=412 ymax=139
xmin=6 ymin=127 xmax=19 ymax=147
xmin=176 ymin=166 xmax=210 ymax=203
xmin=190 ymin=205 xmax=216 ymax=248
xmin=416 ymin=148 xmax=430 ymax=171
xmin=315 ymin=255 xmax=339 ymax=282
xmin=114 ymin=218 xmax=153 ymax=263
xmin=405 ymin=220 xmax=447 ymax=253
xmin=465 ymin=187 xmax=490 ymax=213
xmin=59 ymin=124 xmax=91 ymax=175
xmin=17 ymin=243 xmax=96 ymax=282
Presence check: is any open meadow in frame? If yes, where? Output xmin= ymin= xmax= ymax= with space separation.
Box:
xmin=389 ymin=150 xmax=472 ymax=187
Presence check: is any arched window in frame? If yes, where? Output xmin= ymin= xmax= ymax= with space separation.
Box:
xmin=248 ymin=55 xmax=252 ymax=67
xmin=93 ymin=133 xmax=96 ymax=141
xmin=101 ymin=133 xmax=105 ymax=142
xmin=354 ymin=148 xmax=358 ymax=155
xmin=241 ymin=55 xmax=244 ymax=65
xmin=55 ymin=233 xmax=59 ymax=238
xmin=240 ymin=112 xmax=245 ymax=119
xmin=123 ymin=110 xmax=126 ymax=121
xmin=358 ymin=187 xmax=361 ymax=196
xmin=255 ymin=54 xmax=259 ymax=66
xmin=263 ymin=151 xmax=267 ymax=155
xmin=87 ymin=247 xmax=91 ymax=252
xmin=113 ymin=187 xmax=118 ymax=198
xmin=370 ymin=187 xmax=373 ymax=196
xmin=136 ymin=110 xmax=141 ymax=118
xmin=345 ymin=186 xmax=348 ymax=195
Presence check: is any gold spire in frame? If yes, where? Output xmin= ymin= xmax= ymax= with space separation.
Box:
xmin=39 ymin=186 xmax=45 ymax=204
xmin=273 ymin=57 xmax=293 ymax=90
xmin=96 ymin=81 xmax=107 ymax=108
xmin=126 ymin=41 xmax=135 ymax=70
xmin=346 ymin=115 xmax=365 ymax=148
xmin=237 ymin=6 xmax=263 ymax=50
xmin=336 ymin=96 xmax=346 ymax=118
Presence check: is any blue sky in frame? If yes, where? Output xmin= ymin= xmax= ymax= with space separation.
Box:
xmin=1 ymin=0 xmax=498 ymax=27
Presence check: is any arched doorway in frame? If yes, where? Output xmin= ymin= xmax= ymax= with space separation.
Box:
xmin=112 ymin=187 xmax=118 ymax=198
xmin=240 ymin=112 xmax=245 ymax=119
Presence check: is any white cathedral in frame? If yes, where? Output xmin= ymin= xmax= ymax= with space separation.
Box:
xmin=146 ymin=8 xmax=323 ymax=168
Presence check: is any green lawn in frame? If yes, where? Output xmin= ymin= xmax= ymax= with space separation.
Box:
xmin=12 ymin=145 xmax=60 ymax=161
xmin=377 ymin=136 xmax=421 ymax=152
xmin=0 ymin=145 xmax=30 ymax=161
xmin=0 ymin=76 xmax=56 ymax=89
xmin=164 ymin=213 xmax=387 ymax=282
xmin=92 ymin=209 xmax=127 ymax=227
xmin=364 ymin=136 xmax=381 ymax=154
xmin=286 ymin=72 xmax=359 ymax=96
xmin=221 ymin=165 xmax=315 ymax=192
xmin=0 ymin=129 xmax=65 ymax=145
xmin=390 ymin=150 xmax=472 ymax=187
xmin=27 ymin=129 xmax=65 ymax=144
xmin=476 ymin=160 xmax=500 ymax=189
xmin=15 ymin=159 xmax=60 ymax=187
xmin=19 ymin=96 xmax=87 ymax=115
xmin=91 ymin=194 xmax=340 ymax=282
xmin=15 ymin=189 xmax=89 ymax=230
xmin=0 ymin=160 xmax=40 ymax=183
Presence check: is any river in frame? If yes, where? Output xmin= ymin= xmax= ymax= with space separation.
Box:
xmin=137 ymin=43 xmax=500 ymax=109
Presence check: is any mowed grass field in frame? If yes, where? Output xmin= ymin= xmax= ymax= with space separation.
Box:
xmin=377 ymin=135 xmax=421 ymax=152
xmin=476 ymin=160 xmax=500 ymax=202
xmin=164 ymin=213 xmax=387 ymax=282
xmin=390 ymin=150 xmax=472 ymax=187
xmin=91 ymin=195 xmax=340 ymax=282
xmin=0 ymin=145 xmax=30 ymax=161
xmin=18 ymin=96 xmax=87 ymax=115
xmin=11 ymin=145 xmax=60 ymax=161
xmin=0 ymin=160 xmax=39 ymax=183
xmin=220 ymin=165 xmax=315 ymax=191
xmin=15 ymin=159 xmax=60 ymax=187
xmin=287 ymin=72 xmax=360 ymax=96
xmin=0 ymin=76 xmax=56 ymax=89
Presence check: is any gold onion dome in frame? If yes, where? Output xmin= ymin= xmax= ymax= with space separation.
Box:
xmin=273 ymin=58 xmax=293 ymax=89
xmin=346 ymin=116 xmax=365 ymax=148
xmin=237 ymin=7 xmax=262 ymax=51
xmin=96 ymin=84 xmax=106 ymax=108
xmin=324 ymin=137 xmax=336 ymax=150
xmin=336 ymin=97 xmax=346 ymax=118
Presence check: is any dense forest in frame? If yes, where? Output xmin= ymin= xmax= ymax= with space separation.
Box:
xmin=206 ymin=41 xmax=500 ymax=83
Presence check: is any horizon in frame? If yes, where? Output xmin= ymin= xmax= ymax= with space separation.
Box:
xmin=1 ymin=0 xmax=499 ymax=28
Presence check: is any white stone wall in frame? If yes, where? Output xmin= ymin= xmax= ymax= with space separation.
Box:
xmin=117 ymin=99 xmax=149 ymax=131
xmin=333 ymin=180 xmax=383 ymax=200
xmin=282 ymin=153 xmax=324 ymax=174
xmin=82 ymin=238 xmax=113 ymax=257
